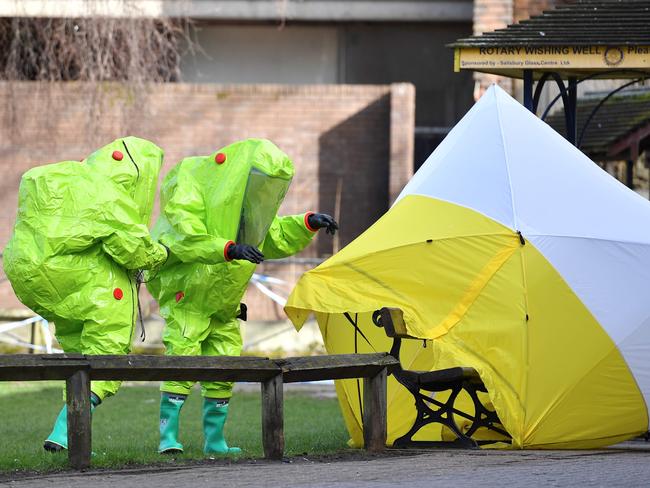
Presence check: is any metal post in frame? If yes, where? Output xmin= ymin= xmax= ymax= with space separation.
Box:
xmin=626 ymin=160 xmax=635 ymax=189
xmin=567 ymin=76 xmax=578 ymax=145
xmin=29 ymin=322 xmax=36 ymax=354
xmin=523 ymin=69 xmax=534 ymax=112
xmin=646 ymin=152 xmax=650 ymax=200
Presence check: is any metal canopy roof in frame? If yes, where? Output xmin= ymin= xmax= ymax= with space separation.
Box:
xmin=453 ymin=0 xmax=650 ymax=47
xmin=451 ymin=0 xmax=650 ymax=79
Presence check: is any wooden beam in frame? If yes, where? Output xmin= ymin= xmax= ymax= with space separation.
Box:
xmin=279 ymin=354 xmax=399 ymax=383
xmin=0 ymin=354 xmax=88 ymax=380
xmin=0 ymin=354 xmax=399 ymax=383
xmin=87 ymin=355 xmax=281 ymax=382
xmin=363 ymin=367 xmax=387 ymax=452
xmin=66 ymin=369 xmax=91 ymax=470
xmin=0 ymin=355 xmax=282 ymax=382
xmin=261 ymin=373 xmax=284 ymax=460
xmin=608 ymin=123 xmax=650 ymax=160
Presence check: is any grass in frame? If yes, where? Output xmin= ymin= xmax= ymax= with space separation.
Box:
xmin=0 ymin=381 xmax=349 ymax=474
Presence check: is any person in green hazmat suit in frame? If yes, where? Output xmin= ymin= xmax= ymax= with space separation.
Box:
xmin=147 ymin=138 xmax=338 ymax=455
xmin=3 ymin=136 xmax=168 ymax=452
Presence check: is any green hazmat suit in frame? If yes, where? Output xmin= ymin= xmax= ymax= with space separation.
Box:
xmin=3 ymin=136 xmax=168 ymax=400
xmin=147 ymin=138 xmax=316 ymax=399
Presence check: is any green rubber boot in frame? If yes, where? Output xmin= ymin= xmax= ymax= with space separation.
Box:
xmin=158 ymin=393 xmax=186 ymax=454
xmin=202 ymin=399 xmax=241 ymax=455
xmin=44 ymin=394 xmax=100 ymax=452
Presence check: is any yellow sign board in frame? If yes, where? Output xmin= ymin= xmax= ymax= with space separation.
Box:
xmin=455 ymin=46 xmax=650 ymax=77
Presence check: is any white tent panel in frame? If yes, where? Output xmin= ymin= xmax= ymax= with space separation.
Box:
xmin=495 ymin=86 xmax=650 ymax=245
xmin=617 ymin=319 xmax=650 ymax=418
xmin=528 ymin=235 xmax=650 ymax=345
xmin=400 ymin=85 xmax=650 ymax=245
xmin=396 ymin=86 xmax=515 ymax=230
xmin=529 ymin=234 xmax=650 ymax=416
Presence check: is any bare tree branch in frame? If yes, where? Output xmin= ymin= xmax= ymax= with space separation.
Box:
xmin=0 ymin=17 xmax=190 ymax=83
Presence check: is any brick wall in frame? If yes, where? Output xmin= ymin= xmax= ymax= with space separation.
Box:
xmin=514 ymin=0 xmax=558 ymax=21
xmin=472 ymin=0 xmax=559 ymax=98
xmin=473 ymin=0 xmax=514 ymax=96
xmin=0 ymin=82 xmax=415 ymax=320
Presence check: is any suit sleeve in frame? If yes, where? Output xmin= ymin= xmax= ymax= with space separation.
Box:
xmin=158 ymin=167 xmax=233 ymax=264
xmin=261 ymin=213 xmax=316 ymax=260
xmin=99 ymin=192 xmax=168 ymax=270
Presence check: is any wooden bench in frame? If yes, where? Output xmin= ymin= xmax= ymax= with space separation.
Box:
xmin=0 ymin=352 xmax=398 ymax=470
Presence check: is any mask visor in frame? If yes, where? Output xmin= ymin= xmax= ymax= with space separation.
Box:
xmin=237 ymin=168 xmax=291 ymax=247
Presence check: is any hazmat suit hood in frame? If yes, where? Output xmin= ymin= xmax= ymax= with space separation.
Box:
xmin=159 ymin=138 xmax=293 ymax=249
xmin=149 ymin=138 xmax=318 ymax=317
xmin=205 ymin=139 xmax=293 ymax=247
xmin=85 ymin=136 xmax=163 ymax=226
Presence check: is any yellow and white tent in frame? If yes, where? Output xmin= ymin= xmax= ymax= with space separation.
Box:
xmin=286 ymin=85 xmax=650 ymax=449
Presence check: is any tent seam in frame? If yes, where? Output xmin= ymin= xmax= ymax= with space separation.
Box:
xmin=494 ymin=87 xmax=530 ymax=442
xmin=528 ymin=233 xmax=650 ymax=427
xmin=394 ymin=96 xmax=485 ymax=205
xmin=319 ymin=232 xmax=519 ymax=272
xmin=493 ymin=87 xmax=518 ymax=230
xmin=523 ymin=341 xmax=648 ymax=444
xmin=527 ymin=233 xmax=650 ymax=247
xmin=521 ymin=236 xmax=650 ymax=441
xmin=288 ymin=235 xmax=521 ymax=337
xmin=404 ymin=193 xmax=515 ymax=232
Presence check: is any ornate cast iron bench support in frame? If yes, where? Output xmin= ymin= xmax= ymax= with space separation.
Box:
xmin=374 ymin=307 xmax=511 ymax=448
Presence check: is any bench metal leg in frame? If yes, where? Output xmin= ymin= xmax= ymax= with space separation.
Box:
xmin=363 ymin=367 xmax=387 ymax=452
xmin=66 ymin=369 xmax=91 ymax=470
xmin=261 ymin=373 xmax=284 ymax=460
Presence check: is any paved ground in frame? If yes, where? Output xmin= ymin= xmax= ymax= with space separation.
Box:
xmin=3 ymin=442 xmax=650 ymax=488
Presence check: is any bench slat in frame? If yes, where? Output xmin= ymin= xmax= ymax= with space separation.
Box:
xmin=87 ymin=355 xmax=281 ymax=382
xmin=278 ymin=353 xmax=399 ymax=383
xmin=401 ymin=367 xmax=481 ymax=389
xmin=0 ymin=354 xmax=398 ymax=382
xmin=0 ymin=354 xmax=89 ymax=380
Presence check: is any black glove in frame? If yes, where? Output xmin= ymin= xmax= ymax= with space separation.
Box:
xmin=308 ymin=213 xmax=339 ymax=235
xmin=227 ymin=243 xmax=264 ymax=264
